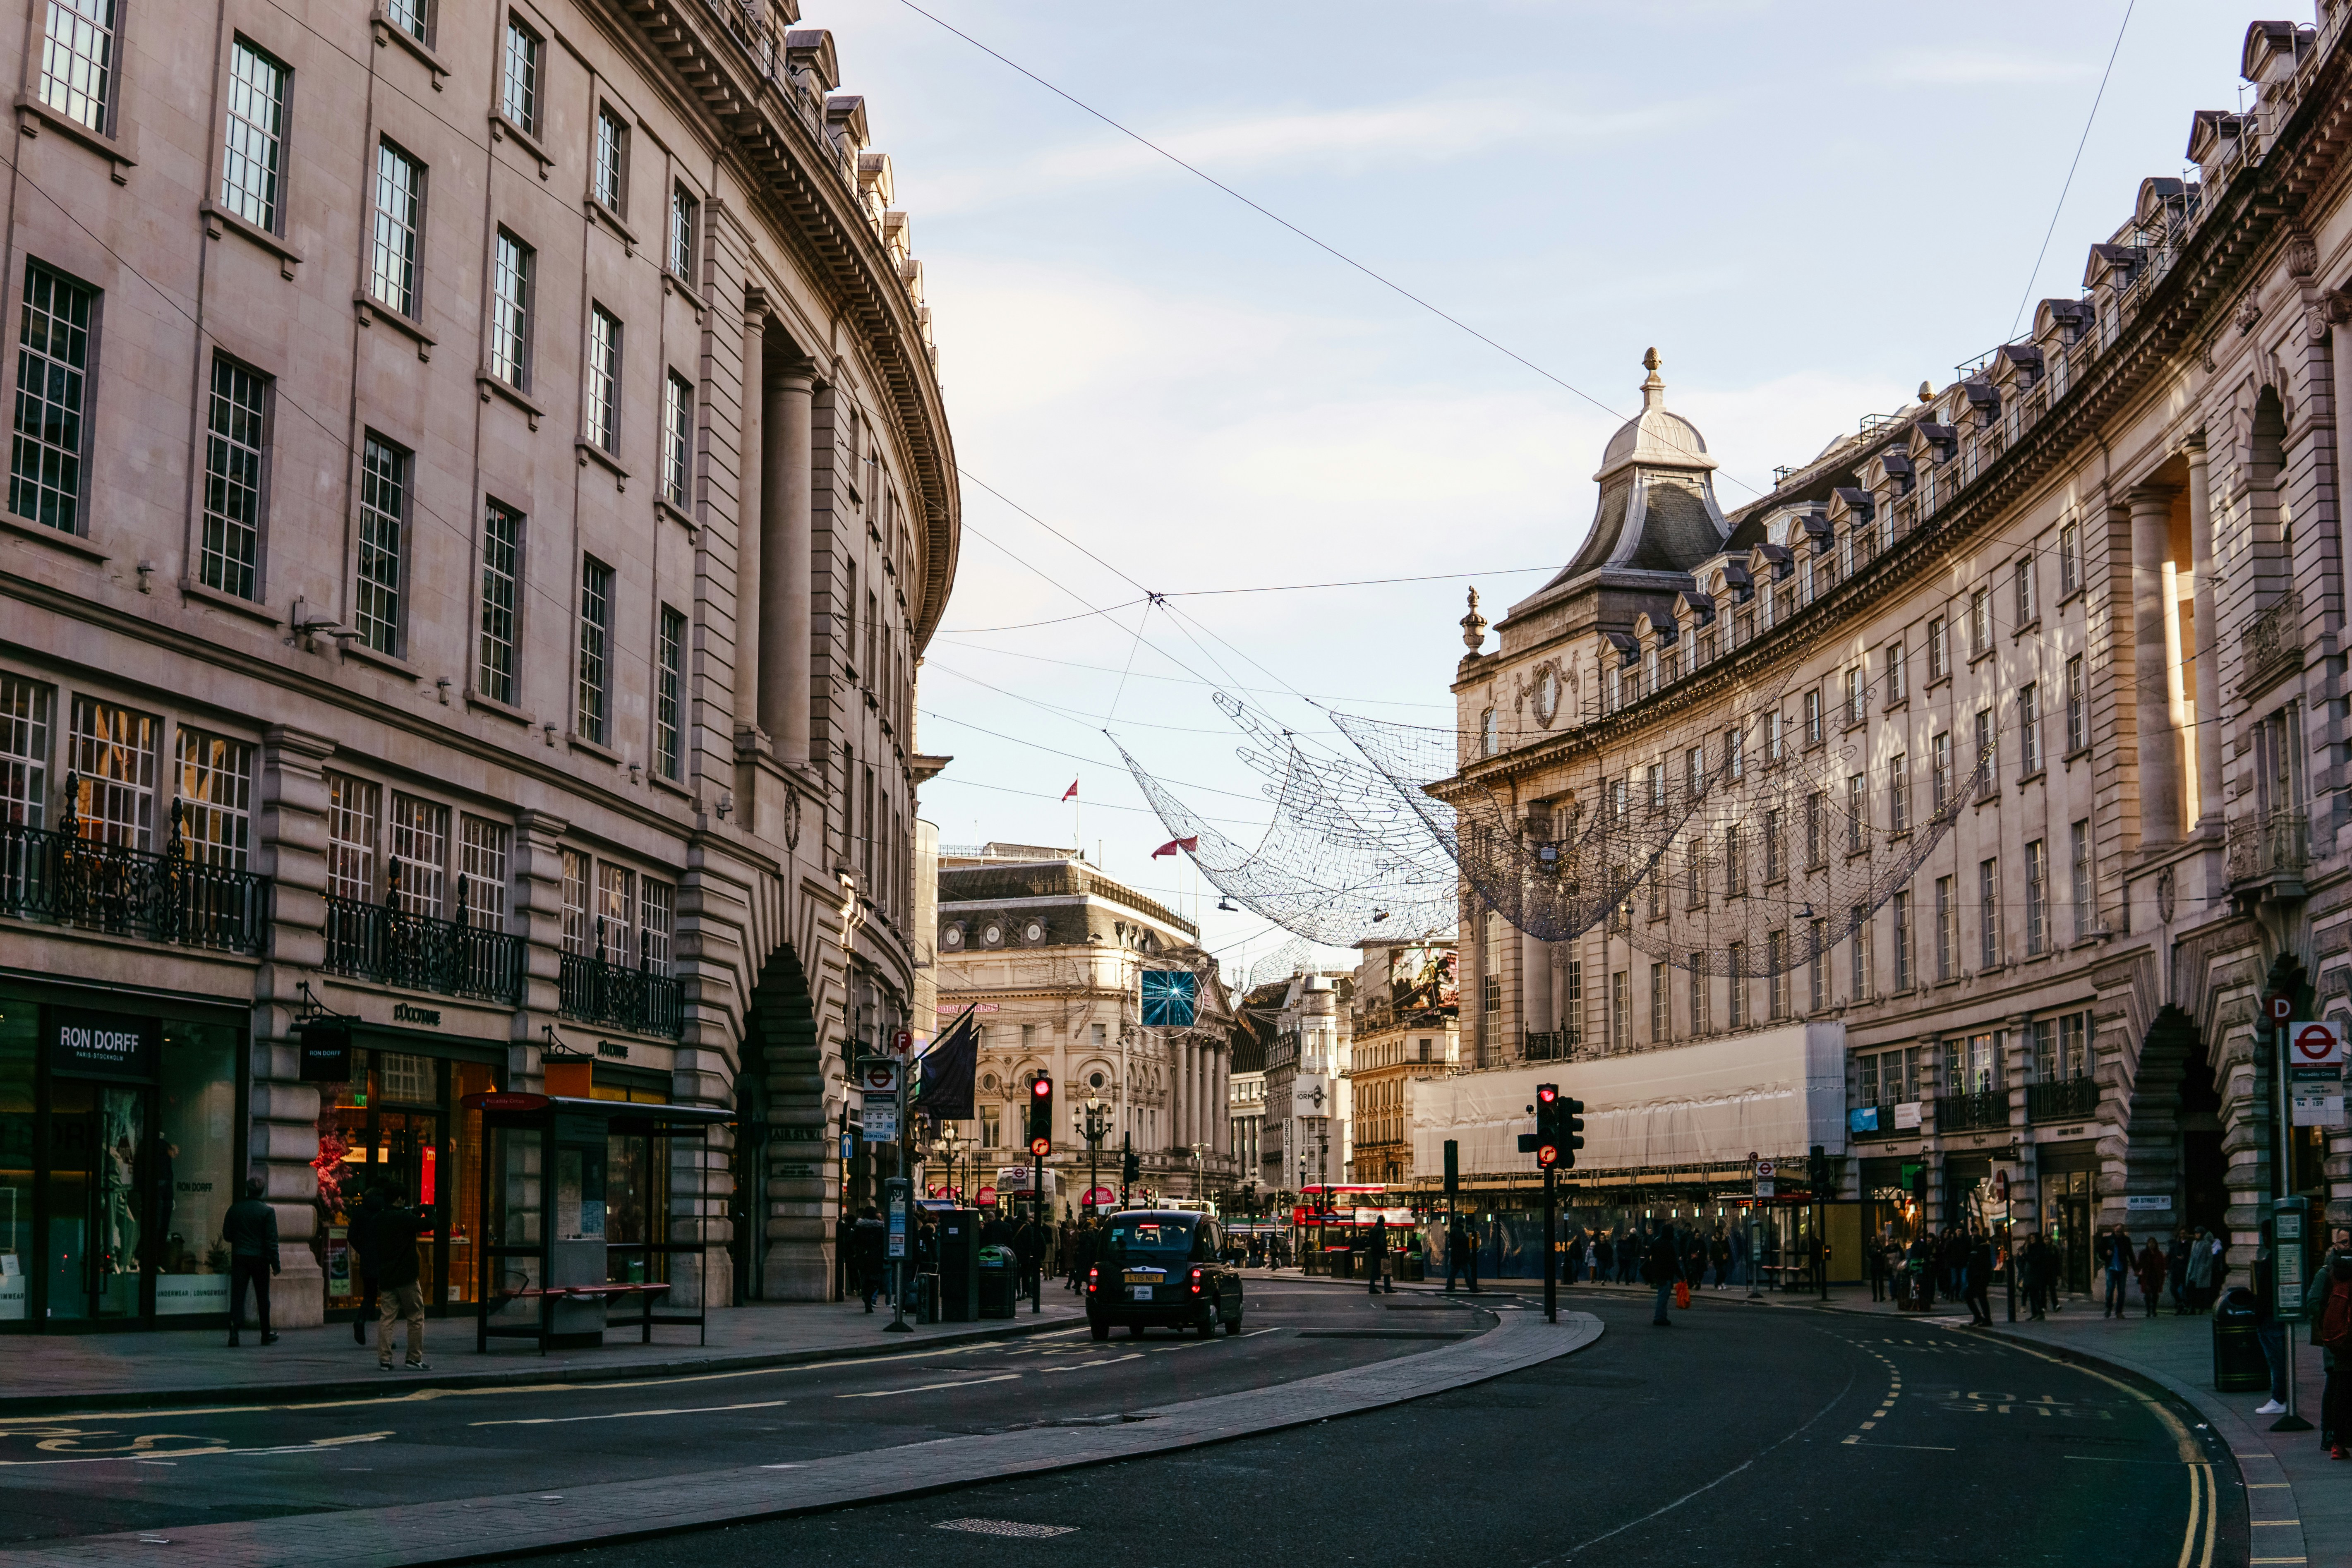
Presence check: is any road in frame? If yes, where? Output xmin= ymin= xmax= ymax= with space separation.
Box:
xmin=489 ymin=1291 xmax=2250 ymax=1568
xmin=0 ymin=1283 xmax=1471 ymax=1546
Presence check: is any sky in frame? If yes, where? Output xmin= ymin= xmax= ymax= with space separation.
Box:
xmin=826 ymin=0 xmax=2267 ymax=1000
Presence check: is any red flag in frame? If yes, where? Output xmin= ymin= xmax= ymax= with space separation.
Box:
xmin=1151 ymin=836 xmax=1199 ymax=858
xmin=1061 ymin=779 xmax=1079 ymax=801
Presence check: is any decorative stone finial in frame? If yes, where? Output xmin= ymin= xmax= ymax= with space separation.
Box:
xmin=1640 ymin=348 xmax=1665 ymax=411
xmin=1460 ymin=587 xmax=1487 ymax=654
xmin=1918 ymin=379 xmax=1935 ymax=403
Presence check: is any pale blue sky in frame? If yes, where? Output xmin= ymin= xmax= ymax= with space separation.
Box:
xmin=836 ymin=0 xmax=2261 ymax=993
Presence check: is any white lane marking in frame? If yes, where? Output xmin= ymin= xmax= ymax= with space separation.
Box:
xmin=1039 ymin=1356 xmax=1143 ymax=1374
xmin=1239 ymin=1328 xmax=1280 ymax=1338
xmin=471 ymin=1399 xmax=791 ymax=1428
xmin=0 ymin=1431 xmax=394 ymax=1467
xmin=839 ymin=1374 xmax=1020 ymax=1400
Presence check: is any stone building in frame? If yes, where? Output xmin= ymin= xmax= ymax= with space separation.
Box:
xmin=0 ymin=0 xmax=955 ymax=1331
xmin=1427 ymin=8 xmax=2352 ymax=1290
xmin=931 ymin=845 xmax=1237 ymax=1209
xmin=1253 ymin=969 xmax=1351 ymax=1201
xmin=1343 ymin=938 xmax=1458 ymax=1185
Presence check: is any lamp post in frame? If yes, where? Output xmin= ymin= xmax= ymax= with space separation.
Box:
xmin=1189 ymin=1141 xmax=1208 ymax=1204
xmin=937 ymin=1123 xmax=965 ymax=1206
xmin=1083 ymin=1095 xmax=1110 ymax=1215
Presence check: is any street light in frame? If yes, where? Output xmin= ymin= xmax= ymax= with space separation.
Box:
xmin=1082 ymin=1095 xmax=1110 ymax=1215
xmin=937 ymin=1122 xmax=965 ymax=1205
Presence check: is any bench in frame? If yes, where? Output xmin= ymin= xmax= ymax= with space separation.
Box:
xmin=497 ymin=1282 xmax=671 ymax=1303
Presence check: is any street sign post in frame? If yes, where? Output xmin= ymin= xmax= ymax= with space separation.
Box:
xmin=2289 ymin=1021 xmax=2346 ymax=1127
xmin=1753 ymin=1158 xmax=1774 ymax=1199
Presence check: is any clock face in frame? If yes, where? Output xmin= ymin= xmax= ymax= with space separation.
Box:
xmin=942 ymin=925 xmax=964 ymax=949
xmin=983 ymin=922 xmax=1004 ymax=945
xmin=1023 ymin=920 xmax=1045 ymax=943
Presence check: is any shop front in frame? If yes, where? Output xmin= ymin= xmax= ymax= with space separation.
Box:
xmin=2036 ymin=1142 xmax=2099 ymax=1296
xmin=302 ymin=1018 xmax=503 ymax=1322
xmin=0 ymin=981 xmax=245 ymax=1331
xmin=1859 ymin=1154 xmax=1925 ymax=1248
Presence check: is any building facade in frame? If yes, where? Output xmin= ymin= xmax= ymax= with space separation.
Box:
xmin=1252 ymin=970 xmax=1351 ymax=1201
xmin=1430 ymin=9 xmax=2352 ymax=1290
xmin=931 ymin=846 xmax=1237 ymax=1209
xmin=1343 ymin=939 xmax=1458 ymax=1185
xmin=0 ymin=0 xmax=956 ymax=1330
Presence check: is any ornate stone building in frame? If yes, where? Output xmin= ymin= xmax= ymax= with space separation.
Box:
xmin=1430 ymin=9 xmax=2352 ymax=1289
xmin=0 ymin=0 xmax=954 ymax=1330
xmin=1343 ymin=938 xmax=1457 ymax=1185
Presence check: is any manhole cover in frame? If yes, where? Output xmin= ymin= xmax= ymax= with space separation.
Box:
xmin=935 ymin=1519 xmax=1078 ymax=1538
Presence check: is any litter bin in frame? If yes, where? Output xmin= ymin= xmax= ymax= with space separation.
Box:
xmin=2214 ymin=1287 xmax=2269 ymax=1393
xmin=978 ymin=1244 xmax=1017 ymax=1319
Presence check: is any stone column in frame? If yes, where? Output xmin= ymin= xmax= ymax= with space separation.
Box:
xmin=254 ymin=724 xmax=336 ymax=1328
xmin=2186 ymin=439 xmax=2223 ymax=827
xmin=759 ymin=362 xmax=815 ymax=765
xmin=734 ymin=316 xmax=765 ymax=743
xmin=2131 ymin=484 xmax=2186 ymax=846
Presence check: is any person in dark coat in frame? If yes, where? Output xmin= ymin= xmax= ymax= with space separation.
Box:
xmin=2304 ymin=1228 xmax=2352 ymax=1456
xmin=1964 ymin=1231 xmax=1995 ymax=1326
xmin=1444 ymin=1215 xmax=1478 ymax=1293
xmin=2135 ymin=1235 xmax=2168 ymax=1317
xmin=348 ymin=1183 xmax=387 ymax=1346
xmin=1643 ymin=1223 xmax=1681 ymax=1326
xmin=854 ymin=1207 xmax=887 ymax=1310
xmin=2025 ymin=1232 xmax=2061 ymax=1321
xmin=1594 ymin=1231 xmax=1616 ymax=1283
xmin=222 ymin=1177 xmax=280 ymax=1347
xmin=2097 ymin=1223 xmax=2135 ymax=1318
xmin=371 ymin=1189 xmax=435 ymax=1370
xmin=1366 ymin=1216 xmax=1393 ymax=1295
xmin=1013 ymin=1211 xmax=1045 ymax=1306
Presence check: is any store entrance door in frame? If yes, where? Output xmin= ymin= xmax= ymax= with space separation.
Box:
xmin=43 ymin=1080 xmax=151 ymax=1322
xmin=2046 ymin=1170 xmax=2093 ymax=1295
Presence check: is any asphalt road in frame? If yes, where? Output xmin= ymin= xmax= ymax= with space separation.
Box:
xmin=496 ymin=1291 xmax=2251 ymax=1568
xmin=0 ymin=1283 xmax=1475 ymax=1546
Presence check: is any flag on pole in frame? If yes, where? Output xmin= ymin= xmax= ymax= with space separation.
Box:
xmin=915 ymin=1006 xmax=980 ymax=1121
xmin=1151 ymin=836 xmax=1199 ymax=858
xmin=1061 ymin=779 xmax=1079 ymax=801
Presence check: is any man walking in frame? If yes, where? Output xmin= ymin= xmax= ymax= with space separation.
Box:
xmin=223 ymin=1177 xmax=280 ymax=1347
xmin=1644 ymin=1222 xmax=1681 ymax=1326
xmin=1964 ymin=1230 xmax=1994 ymax=1326
xmin=1366 ymin=1215 xmax=1393 ymax=1295
xmin=1444 ymin=1214 xmax=1479 ymax=1293
xmin=2098 ymin=1222 xmax=2134 ymax=1318
xmin=372 ymin=1188 xmax=433 ymax=1371
xmin=854 ymin=1206 xmax=886 ymax=1310
xmin=348 ymin=1182 xmax=386 ymax=1345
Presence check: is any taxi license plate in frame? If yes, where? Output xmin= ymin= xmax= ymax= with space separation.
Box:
xmin=1130 ymin=1285 xmax=1154 ymax=1300
xmin=1124 ymin=1272 xmax=1162 ymax=1284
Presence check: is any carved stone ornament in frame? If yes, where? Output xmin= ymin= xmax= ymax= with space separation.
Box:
xmin=784 ymin=789 xmax=804 ymax=851
xmin=1516 ymin=658 xmax=1566 ymax=729
xmin=2326 ymin=288 xmax=2352 ymax=327
xmin=2237 ymin=296 xmax=2265 ymax=336
xmin=2157 ymin=866 xmax=2176 ymax=925
xmin=1460 ymin=587 xmax=1488 ymax=655
xmin=2287 ymin=233 xmax=2319 ymax=280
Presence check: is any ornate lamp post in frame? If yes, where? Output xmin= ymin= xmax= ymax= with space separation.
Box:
xmin=1082 ymin=1095 xmax=1110 ymax=1214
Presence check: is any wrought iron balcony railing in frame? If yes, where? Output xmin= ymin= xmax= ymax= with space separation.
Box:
xmin=324 ymin=894 xmax=523 ymax=1004
xmin=2226 ymin=809 xmax=2308 ymax=889
xmin=2026 ymin=1077 xmax=2100 ymax=1123
xmin=561 ymin=950 xmax=683 ymax=1038
xmin=1524 ymin=1027 xmax=1581 ymax=1062
xmin=0 ymin=819 xmax=268 ymax=953
xmin=1934 ymin=1089 xmax=2008 ymax=1133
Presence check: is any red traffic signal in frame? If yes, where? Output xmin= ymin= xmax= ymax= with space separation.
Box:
xmin=1028 ymin=1072 xmax=1054 ymax=1152
xmin=1030 ymin=1135 xmax=1052 ymax=1157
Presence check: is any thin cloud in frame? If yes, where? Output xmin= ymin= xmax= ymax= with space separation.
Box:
xmin=1875 ymin=48 xmax=2096 ymax=86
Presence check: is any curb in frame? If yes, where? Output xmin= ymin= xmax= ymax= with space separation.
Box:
xmin=8 ymin=1310 xmax=1603 ymax=1567
xmin=0 ymin=1311 xmax=1091 ymax=1418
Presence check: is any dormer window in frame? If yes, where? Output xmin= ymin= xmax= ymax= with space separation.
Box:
xmin=1644 ymin=647 xmax=1659 ymax=695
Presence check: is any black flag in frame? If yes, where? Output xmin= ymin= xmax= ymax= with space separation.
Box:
xmin=916 ymin=1006 xmax=979 ymax=1121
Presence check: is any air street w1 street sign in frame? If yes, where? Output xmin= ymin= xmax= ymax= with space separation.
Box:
xmin=2290 ymin=1020 xmax=2346 ymax=1127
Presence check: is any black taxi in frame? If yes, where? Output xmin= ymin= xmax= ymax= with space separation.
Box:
xmin=1085 ymin=1210 xmax=1244 ymax=1340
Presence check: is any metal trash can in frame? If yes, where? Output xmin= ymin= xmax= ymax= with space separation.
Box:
xmin=978 ymin=1244 xmax=1017 ymax=1319
xmin=2213 ymin=1287 xmax=2269 ymax=1393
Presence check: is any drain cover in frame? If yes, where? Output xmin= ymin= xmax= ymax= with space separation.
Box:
xmin=935 ymin=1519 xmax=1078 ymax=1538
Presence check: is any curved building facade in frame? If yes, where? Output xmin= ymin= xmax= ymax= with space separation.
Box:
xmin=0 ymin=0 xmax=954 ymax=1328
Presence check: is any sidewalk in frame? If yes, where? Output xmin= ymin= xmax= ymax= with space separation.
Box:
xmin=0 ymin=1293 xmax=1087 ymax=1416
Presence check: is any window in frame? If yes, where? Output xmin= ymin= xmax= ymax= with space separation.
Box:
xmin=369 ymin=140 xmax=424 ymax=318
xmin=1803 ymin=688 xmax=1822 ymax=746
xmin=383 ymin=0 xmax=429 ymax=42
xmin=199 ymin=357 xmax=269 ymax=600
xmin=39 ymin=0 xmax=116 ymax=133
xmin=1932 ymin=732 xmax=1952 ymax=810
xmin=174 ymin=729 xmax=252 ymax=868
xmin=325 ymin=773 xmax=380 ymax=901
xmin=1848 ymin=906 xmax=1871 ymax=1000
xmin=1891 ymin=891 xmax=1911 ymax=990
xmin=980 ymin=1105 xmax=1000 ymax=1148
xmin=597 ymin=863 xmax=634 ymax=964
xmin=1763 ymin=807 xmax=1784 ymax=881
xmin=2059 ymin=1012 xmax=2090 ymax=1080
xmin=2059 ymin=521 xmax=2080 ymax=595
xmin=1726 ymin=726 xmax=1744 ymax=780
xmin=1726 ymin=944 xmax=1745 ymax=1028
xmin=355 ymin=434 xmax=408 ymax=655
xmin=489 ymin=230 xmax=534 ymax=388
xmin=1927 ymin=616 xmax=1948 ymax=681
xmin=501 ymin=14 xmax=542 ymax=135
xmin=1844 ymin=667 xmax=1865 ymax=726
xmin=2014 ymin=557 xmax=2036 ymax=624
xmin=1887 ymin=641 xmax=1906 ymax=703
xmin=2025 ymin=839 xmax=2048 ymax=955
xmin=1765 ymin=710 xmax=1784 ymax=763
xmin=669 ymin=184 xmax=699 ymax=281
xmin=459 ymin=815 xmax=508 ymax=925
xmin=662 ymin=371 xmax=693 ymax=508
xmin=11 ymin=263 xmax=94 ymax=534
xmin=2071 ymin=819 xmax=2092 ymax=939
xmin=1480 ymin=707 xmax=1497 ymax=756
xmin=1935 ymin=875 xmax=1956 ymax=981
xmin=0 ymin=676 xmax=52 ymax=830
xmin=219 ymin=41 xmax=289 ymax=233
xmin=1956 ymin=1033 xmax=1997 ymax=1096
xmin=1650 ymin=962 xmax=1666 ymax=1042
xmin=388 ymin=792 xmax=448 ymax=916
xmin=577 ymin=555 xmax=614 ymax=745
xmin=585 ymin=306 xmax=621 ymax=453
xmin=1686 ymin=744 xmax=1705 ymax=797
xmin=1846 ymin=773 xmax=1866 ymax=852
xmin=1974 ymin=708 xmax=1997 ymax=799
xmin=655 ymin=604 xmax=685 ymax=782
xmin=592 ymin=105 xmax=628 ymax=213
xmin=2065 ymin=655 xmax=2086 ymax=752
xmin=1609 ymin=970 xmax=1627 ymax=1051
xmin=1689 ymin=957 xmax=1710 ymax=1034
xmin=1723 ymin=824 xmax=1744 ymax=895
xmin=1685 ymin=841 xmax=1704 ymax=907
xmin=1805 ymin=791 xmax=1824 ymax=868
xmin=477 ymin=501 xmax=522 ymax=704
xmin=2019 ymin=682 xmax=2041 ymax=774
xmin=1979 ymin=858 xmax=2001 ymax=967
xmin=561 ymin=848 xmax=590 ymax=954
xmin=1808 ymin=918 xmax=1827 ymax=1011
xmin=640 ymin=878 xmax=674 ymax=975
xmin=1767 ymin=930 xmax=1788 ymax=1018
xmin=1969 ymin=587 xmax=1991 ymax=656
xmin=1888 ymin=755 xmax=1909 ymax=833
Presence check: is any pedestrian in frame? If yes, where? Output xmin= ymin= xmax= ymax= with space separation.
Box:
xmin=2253 ymin=1223 xmax=2288 ymax=1416
xmin=2187 ymin=1225 xmax=2219 ymax=1313
xmin=2136 ymin=1234 xmax=2167 ymax=1318
xmin=1866 ymin=1233 xmax=1887 ymax=1303
xmin=371 ymin=1187 xmax=433 ymax=1371
xmin=854 ymin=1206 xmax=886 ymax=1310
xmin=1444 ymin=1213 xmax=1478 ymax=1293
xmin=1964 ymin=1230 xmax=1994 ymax=1326
xmin=348 ymin=1181 xmax=387 ymax=1346
xmin=1709 ymin=1230 xmax=1732 ymax=1291
xmin=1366 ymin=1215 xmax=1393 ymax=1295
xmin=2169 ymin=1228 xmax=2192 ymax=1314
xmin=1643 ymin=1222 xmax=1681 ymax=1326
xmin=222 ymin=1176 xmax=280 ymax=1347
xmin=2098 ymin=1222 xmax=2134 ymax=1318
xmin=2304 ymin=1227 xmax=2352 ymax=1458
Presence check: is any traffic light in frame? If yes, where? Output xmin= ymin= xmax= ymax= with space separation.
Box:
xmin=1808 ymin=1144 xmax=1830 ymax=1195
xmin=1122 ymin=1149 xmax=1140 ymax=1185
xmin=1028 ymin=1073 xmax=1054 ymax=1156
xmin=1533 ymin=1083 xmax=1561 ymax=1168
xmin=1560 ymin=1097 xmax=1585 ymax=1171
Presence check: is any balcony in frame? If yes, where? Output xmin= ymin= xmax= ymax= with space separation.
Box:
xmin=1524 ymin=1027 xmax=1581 ymax=1062
xmin=1933 ymin=1089 xmax=2008 ymax=1133
xmin=324 ymin=894 xmax=523 ymax=1004
xmin=2238 ymin=592 xmax=2302 ymax=696
xmin=0 ymin=820 xmax=268 ymax=953
xmin=561 ymin=950 xmax=683 ymax=1038
xmin=1849 ymin=1103 xmax=1902 ymax=1139
xmin=2226 ymin=809 xmax=2308 ymax=900
xmin=2027 ymin=1077 xmax=2100 ymax=1124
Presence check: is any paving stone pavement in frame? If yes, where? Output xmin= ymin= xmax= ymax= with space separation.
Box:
xmin=2 ymin=1310 xmax=1603 ymax=1567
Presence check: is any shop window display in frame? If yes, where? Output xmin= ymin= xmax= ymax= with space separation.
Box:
xmin=312 ymin=1048 xmax=495 ymax=1316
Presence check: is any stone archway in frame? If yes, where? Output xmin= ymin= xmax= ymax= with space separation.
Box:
xmin=2115 ymin=1005 xmax=2226 ymax=1234
xmin=745 ymin=945 xmax=830 ymax=1300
